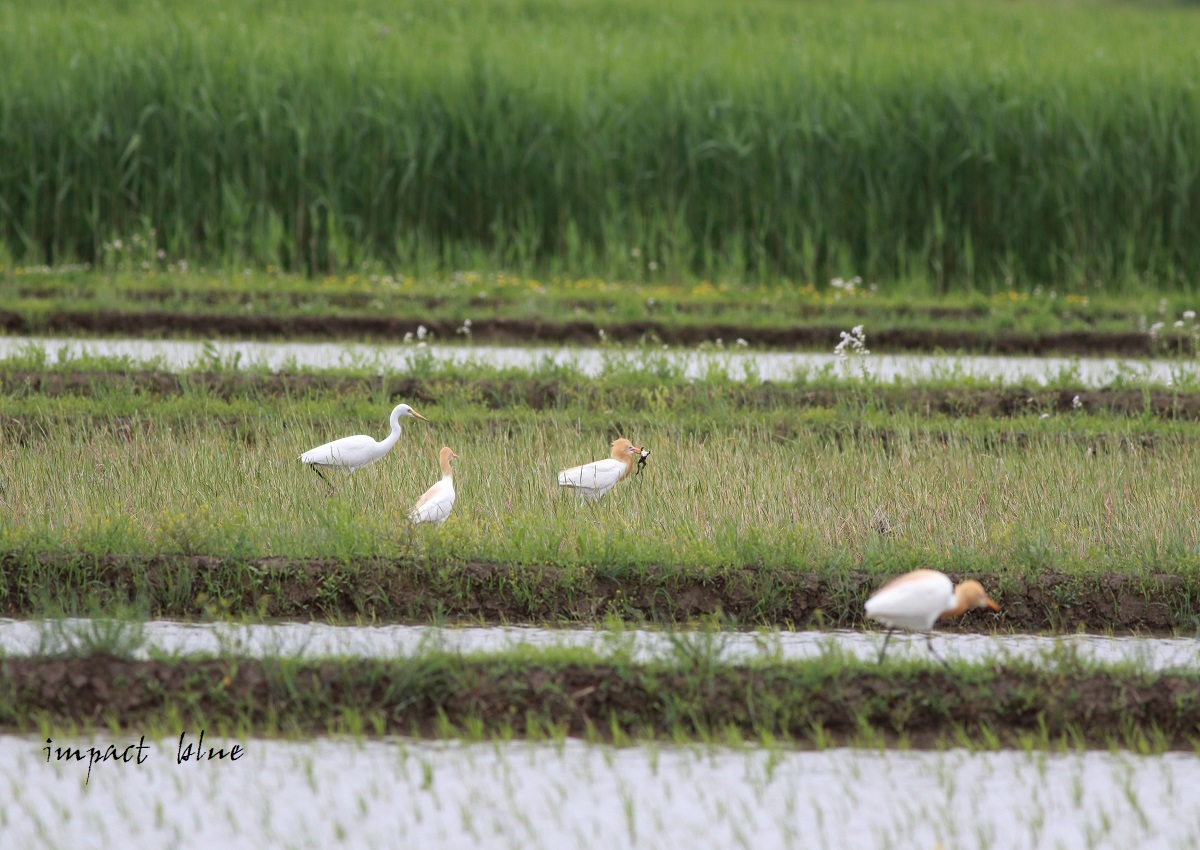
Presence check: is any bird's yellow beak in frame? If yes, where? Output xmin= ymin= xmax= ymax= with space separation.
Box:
xmin=451 ymin=452 xmax=459 ymax=460
xmin=410 ymin=410 xmax=429 ymax=422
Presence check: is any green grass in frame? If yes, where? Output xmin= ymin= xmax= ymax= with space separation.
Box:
xmin=4 ymin=637 xmax=1199 ymax=749
xmin=2 ymin=0 xmax=1199 ymax=290
xmin=5 ymin=268 xmax=1200 ymax=354
xmin=2 ymin=379 xmax=1198 ymax=573
xmin=4 ymin=353 xmax=1199 ymax=625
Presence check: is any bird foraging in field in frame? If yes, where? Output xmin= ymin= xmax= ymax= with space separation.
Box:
xmin=299 ymin=403 xmax=428 ymax=484
xmin=409 ymin=446 xmax=457 ymax=525
xmin=864 ymin=569 xmax=999 ymax=664
xmin=557 ymin=438 xmax=646 ymax=501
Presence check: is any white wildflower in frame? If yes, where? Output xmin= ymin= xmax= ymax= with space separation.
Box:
xmin=834 ymin=325 xmax=870 ymax=361
xmin=1184 ymin=311 xmax=1197 ymax=320
xmin=736 ymin=338 xmax=748 ymax=347
xmin=416 ymin=325 xmax=427 ymax=340
xmin=1072 ymin=395 xmax=1082 ymax=409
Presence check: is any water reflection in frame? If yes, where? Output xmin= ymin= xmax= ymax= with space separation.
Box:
xmin=2 ymin=735 xmax=1196 ymax=849
xmin=1 ymin=335 xmax=1196 ymax=386
xmin=2 ymin=619 xmax=1196 ymax=669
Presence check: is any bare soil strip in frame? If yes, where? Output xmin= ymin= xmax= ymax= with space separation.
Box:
xmin=3 ymin=554 xmax=1196 ymax=632
xmin=3 ymin=655 xmax=1197 ymax=747
xmin=0 ymin=309 xmax=1166 ymax=356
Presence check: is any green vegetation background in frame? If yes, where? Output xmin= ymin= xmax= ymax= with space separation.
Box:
xmin=2 ymin=0 xmax=1199 ymax=291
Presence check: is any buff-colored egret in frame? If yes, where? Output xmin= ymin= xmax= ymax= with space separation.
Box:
xmin=557 ymin=438 xmax=647 ymax=502
xmin=864 ymin=569 xmax=999 ymax=664
xmin=409 ymin=446 xmax=457 ymax=525
xmin=299 ymin=403 xmax=428 ymax=484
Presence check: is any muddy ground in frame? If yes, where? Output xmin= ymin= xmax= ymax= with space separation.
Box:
xmin=3 ymin=655 xmax=1198 ymax=746
xmin=5 ymin=369 xmax=1200 ymax=420
xmin=2 ymin=554 xmax=1196 ymax=633
xmin=0 ymin=308 xmax=1172 ymax=356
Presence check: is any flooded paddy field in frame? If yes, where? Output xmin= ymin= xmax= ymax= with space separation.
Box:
xmin=2 ymin=618 xmax=1198 ymax=671
xmin=3 ymin=735 xmax=1198 ymax=850
xmin=3 ymin=335 xmax=1199 ymax=387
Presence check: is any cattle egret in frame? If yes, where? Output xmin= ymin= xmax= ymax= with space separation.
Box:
xmin=299 ymin=403 xmax=428 ymax=483
xmin=557 ymin=438 xmax=645 ymax=501
xmin=864 ymin=569 xmax=999 ymax=663
xmin=409 ymin=446 xmax=457 ymax=525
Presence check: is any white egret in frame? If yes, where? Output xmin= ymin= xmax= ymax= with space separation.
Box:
xmin=557 ymin=438 xmax=647 ymax=502
xmin=864 ymin=569 xmax=999 ymax=664
xmin=299 ymin=403 xmax=428 ymax=484
xmin=409 ymin=446 xmax=457 ymax=525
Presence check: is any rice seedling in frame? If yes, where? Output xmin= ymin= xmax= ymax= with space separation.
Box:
xmin=2 ymin=643 xmax=1199 ymax=750
xmin=2 ymin=0 xmax=1199 ymax=291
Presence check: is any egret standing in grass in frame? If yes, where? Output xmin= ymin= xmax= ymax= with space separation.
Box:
xmin=299 ymin=403 xmax=428 ymax=484
xmin=864 ymin=569 xmax=999 ymax=664
xmin=557 ymin=438 xmax=647 ymax=502
xmin=409 ymin=446 xmax=457 ymax=525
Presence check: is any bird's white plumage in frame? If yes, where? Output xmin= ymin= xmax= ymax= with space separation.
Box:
xmin=300 ymin=434 xmax=392 ymax=470
xmin=409 ymin=478 xmax=455 ymax=524
xmin=299 ymin=403 xmax=425 ymax=474
xmin=557 ymin=457 xmax=628 ymax=501
xmin=864 ymin=569 xmax=955 ymax=632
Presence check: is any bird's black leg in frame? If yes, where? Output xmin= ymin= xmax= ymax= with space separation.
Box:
xmin=924 ymin=632 xmax=949 ymax=667
xmin=877 ymin=627 xmax=895 ymax=664
xmin=310 ymin=464 xmax=332 ymax=489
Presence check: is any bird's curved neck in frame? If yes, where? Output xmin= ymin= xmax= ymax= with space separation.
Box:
xmin=943 ymin=589 xmax=972 ymax=619
xmin=439 ymin=458 xmax=453 ymax=478
xmin=617 ymin=454 xmax=635 ymax=481
xmin=381 ymin=415 xmax=403 ymax=449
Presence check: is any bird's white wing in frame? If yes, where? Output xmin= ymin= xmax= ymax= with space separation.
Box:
xmin=300 ymin=435 xmax=378 ymax=467
xmin=557 ymin=458 xmax=625 ymax=493
xmin=864 ymin=571 xmax=954 ymax=630
xmin=410 ymin=480 xmax=455 ymax=523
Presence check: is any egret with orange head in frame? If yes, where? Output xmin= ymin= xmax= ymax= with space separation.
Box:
xmin=557 ymin=438 xmax=648 ymax=502
xmin=864 ymin=569 xmax=999 ymax=664
xmin=409 ymin=446 xmax=458 ymax=525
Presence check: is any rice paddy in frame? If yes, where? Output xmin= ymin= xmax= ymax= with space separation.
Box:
xmin=6 ymin=735 xmax=1198 ymax=849
xmin=3 ymin=0 xmax=1199 ymax=843
xmin=2 ymin=349 xmax=1200 ymax=623
xmin=3 ymin=0 xmax=1200 ymax=290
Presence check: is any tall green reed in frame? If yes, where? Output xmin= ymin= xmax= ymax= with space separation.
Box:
xmin=1 ymin=0 xmax=1198 ymax=290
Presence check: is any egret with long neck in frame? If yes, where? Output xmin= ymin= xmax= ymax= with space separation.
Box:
xmin=299 ymin=403 xmax=428 ymax=485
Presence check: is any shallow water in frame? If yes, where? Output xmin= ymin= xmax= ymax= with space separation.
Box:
xmin=2 ymin=335 xmax=1196 ymax=386
xmin=2 ymin=735 xmax=1197 ymax=850
xmin=3 ymin=619 xmax=1196 ymax=669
